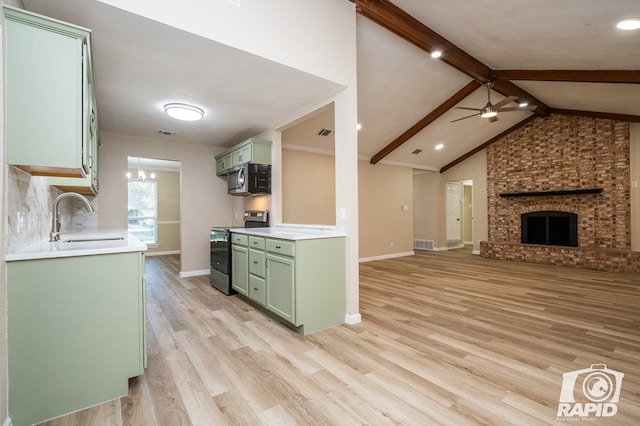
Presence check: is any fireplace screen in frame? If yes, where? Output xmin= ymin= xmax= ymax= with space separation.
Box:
xmin=521 ymin=211 xmax=578 ymax=247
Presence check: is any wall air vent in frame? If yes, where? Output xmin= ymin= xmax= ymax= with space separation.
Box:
xmin=412 ymin=149 xmax=423 ymax=155
xmin=157 ymin=129 xmax=177 ymax=136
xmin=318 ymin=128 xmax=333 ymax=136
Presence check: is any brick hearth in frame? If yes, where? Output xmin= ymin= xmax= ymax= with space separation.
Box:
xmin=481 ymin=114 xmax=639 ymax=272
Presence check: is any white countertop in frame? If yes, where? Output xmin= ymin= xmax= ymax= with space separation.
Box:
xmin=230 ymin=224 xmax=346 ymax=240
xmin=6 ymin=229 xmax=147 ymax=261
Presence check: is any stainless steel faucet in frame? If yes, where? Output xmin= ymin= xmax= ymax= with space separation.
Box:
xmin=49 ymin=192 xmax=94 ymax=242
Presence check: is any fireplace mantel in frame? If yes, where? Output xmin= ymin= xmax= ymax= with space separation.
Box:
xmin=499 ymin=188 xmax=603 ymax=198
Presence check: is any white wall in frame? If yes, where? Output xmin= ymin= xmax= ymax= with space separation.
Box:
xmin=96 ymin=0 xmax=356 ymax=87
xmin=98 ymin=132 xmax=232 ymax=274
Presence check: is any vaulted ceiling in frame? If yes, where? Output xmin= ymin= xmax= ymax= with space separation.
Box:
xmin=21 ymin=0 xmax=640 ymax=173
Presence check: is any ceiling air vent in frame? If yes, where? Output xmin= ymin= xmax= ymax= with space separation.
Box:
xmin=412 ymin=149 xmax=423 ymax=155
xmin=157 ymin=129 xmax=177 ymax=136
xmin=318 ymin=128 xmax=333 ymax=136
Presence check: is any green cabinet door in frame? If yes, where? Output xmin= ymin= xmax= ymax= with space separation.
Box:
xmin=265 ymin=252 xmax=296 ymax=324
xmin=231 ymin=244 xmax=249 ymax=296
xmin=4 ymin=6 xmax=92 ymax=177
xmin=7 ymin=252 xmax=145 ymax=426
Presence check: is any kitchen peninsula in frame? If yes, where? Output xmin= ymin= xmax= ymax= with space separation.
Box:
xmin=230 ymin=225 xmax=346 ymax=335
xmin=6 ymin=229 xmax=147 ymax=426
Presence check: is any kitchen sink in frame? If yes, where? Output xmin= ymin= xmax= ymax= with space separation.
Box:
xmin=62 ymin=237 xmax=125 ymax=243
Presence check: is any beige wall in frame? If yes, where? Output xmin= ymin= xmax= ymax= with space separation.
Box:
xmin=280 ymin=150 xmax=413 ymax=259
xmin=631 ymin=123 xmax=639 ymax=251
xmin=99 ymin=132 xmax=232 ymax=274
xmin=413 ymin=171 xmax=440 ymax=242
xmin=282 ymin=149 xmax=335 ymax=225
xmin=358 ymin=162 xmax=414 ymax=260
xmin=413 ymin=150 xmax=488 ymax=253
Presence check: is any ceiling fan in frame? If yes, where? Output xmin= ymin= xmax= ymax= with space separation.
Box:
xmin=451 ymin=81 xmax=535 ymax=123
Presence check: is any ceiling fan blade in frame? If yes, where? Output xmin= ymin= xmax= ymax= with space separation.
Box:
xmin=492 ymin=96 xmax=518 ymax=109
xmin=451 ymin=112 xmax=481 ymax=122
xmin=497 ymin=105 xmax=536 ymax=112
xmin=454 ymin=106 xmax=482 ymax=112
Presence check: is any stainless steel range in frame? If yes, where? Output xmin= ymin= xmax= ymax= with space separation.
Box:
xmin=210 ymin=210 xmax=269 ymax=295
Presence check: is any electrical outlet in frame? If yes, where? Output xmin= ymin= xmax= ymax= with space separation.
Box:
xmin=632 ymin=180 xmax=638 ymax=189
xmin=390 ymin=242 xmax=394 ymax=248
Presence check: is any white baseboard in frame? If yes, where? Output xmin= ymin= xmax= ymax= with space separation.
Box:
xmin=145 ymin=250 xmax=180 ymax=257
xmin=359 ymin=251 xmax=414 ymax=263
xmin=4 ymin=417 xmax=12 ymax=426
xmin=345 ymin=313 xmax=361 ymax=325
xmin=472 ymin=250 xmax=480 ymax=255
xmin=179 ymin=269 xmax=210 ymax=278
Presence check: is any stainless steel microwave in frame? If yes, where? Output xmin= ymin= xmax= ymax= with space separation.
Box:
xmin=227 ymin=163 xmax=271 ymax=196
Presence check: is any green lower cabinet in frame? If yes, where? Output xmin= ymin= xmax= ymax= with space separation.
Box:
xmin=231 ymin=244 xmax=249 ymax=296
xmin=265 ymin=252 xmax=296 ymax=324
xmin=249 ymin=275 xmax=266 ymax=306
xmin=231 ymin=233 xmax=346 ymax=335
xmin=7 ymin=251 xmax=146 ymax=426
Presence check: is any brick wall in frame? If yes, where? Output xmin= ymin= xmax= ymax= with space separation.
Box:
xmin=481 ymin=114 xmax=638 ymax=272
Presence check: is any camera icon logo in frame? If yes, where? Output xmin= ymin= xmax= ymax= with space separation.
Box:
xmin=557 ymin=364 xmax=624 ymax=419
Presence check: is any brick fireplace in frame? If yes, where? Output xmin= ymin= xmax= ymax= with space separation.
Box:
xmin=480 ymin=114 xmax=640 ymax=272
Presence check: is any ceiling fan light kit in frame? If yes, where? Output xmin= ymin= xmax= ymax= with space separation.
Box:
xmin=452 ymin=81 xmax=536 ymax=123
xmin=616 ymin=17 xmax=640 ymax=30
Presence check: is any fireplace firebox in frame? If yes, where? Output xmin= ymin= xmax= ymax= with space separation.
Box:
xmin=521 ymin=211 xmax=577 ymax=247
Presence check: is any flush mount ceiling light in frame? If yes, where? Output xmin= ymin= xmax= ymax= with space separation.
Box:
xmin=164 ymin=103 xmax=204 ymax=121
xmin=435 ymin=143 xmax=444 ymax=150
xmin=616 ymin=17 xmax=640 ymax=30
xmin=430 ymin=50 xmax=442 ymax=58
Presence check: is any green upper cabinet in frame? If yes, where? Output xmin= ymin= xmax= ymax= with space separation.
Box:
xmin=215 ymin=138 xmax=272 ymax=176
xmin=4 ymin=6 xmax=98 ymax=180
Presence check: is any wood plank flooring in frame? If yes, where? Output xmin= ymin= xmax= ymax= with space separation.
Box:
xmin=41 ymin=250 xmax=640 ymax=425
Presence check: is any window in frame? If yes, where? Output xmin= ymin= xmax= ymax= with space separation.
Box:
xmin=128 ymin=180 xmax=157 ymax=245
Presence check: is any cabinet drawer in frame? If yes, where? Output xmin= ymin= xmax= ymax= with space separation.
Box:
xmin=249 ymin=236 xmax=265 ymax=250
xmin=249 ymin=275 xmax=265 ymax=306
xmin=231 ymin=233 xmax=248 ymax=246
xmin=249 ymin=248 xmax=265 ymax=278
xmin=266 ymin=239 xmax=295 ymax=257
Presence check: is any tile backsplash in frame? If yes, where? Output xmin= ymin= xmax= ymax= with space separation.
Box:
xmin=7 ymin=166 xmax=98 ymax=253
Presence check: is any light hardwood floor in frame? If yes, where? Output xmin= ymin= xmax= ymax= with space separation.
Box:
xmin=41 ymin=250 xmax=639 ymax=425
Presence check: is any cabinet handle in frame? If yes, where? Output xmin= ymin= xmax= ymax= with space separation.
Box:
xmin=275 ymin=245 xmax=281 ymax=249
xmin=253 ymin=287 xmax=259 ymax=291
xmin=253 ymin=261 xmax=258 ymax=264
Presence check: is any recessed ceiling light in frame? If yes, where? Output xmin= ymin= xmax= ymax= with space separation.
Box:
xmin=430 ymin=50 xmax=442 ymax=58
xmin=164 ymin=103 xmax=204 ymax=121
xmin=435 ymin=143 xmax=444 ymax=150
xmin=519 ymin=102 xmax=529 ymax=107
xmin=616 ymin=17 xmax=640 ymax=30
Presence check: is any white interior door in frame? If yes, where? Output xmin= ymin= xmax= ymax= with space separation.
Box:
xmin=446 ymin=182 xmax=461 ymax=242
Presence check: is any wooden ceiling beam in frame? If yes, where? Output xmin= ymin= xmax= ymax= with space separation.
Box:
xmin=370 ymin=81 xmax=481 ymax=164
xmin=356 ymin=0 xmax=551 ymax=164
xmin=492 ymin=70 xmax=640 ymax=84
xmin=439 ymin=115 xmax=538 ymax=173
xmin=354 ymin=0 xmax=491 ymax=82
